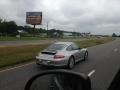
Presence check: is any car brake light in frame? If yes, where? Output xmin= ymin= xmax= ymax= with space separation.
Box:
xmin=54 ymin=55 xmax=65 ymax=59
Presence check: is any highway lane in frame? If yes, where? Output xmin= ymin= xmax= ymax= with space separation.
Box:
xmin=74 ymin=39 xmax=120 ymax=90
xmin=0 ymin=39 xmax=120 ymax=90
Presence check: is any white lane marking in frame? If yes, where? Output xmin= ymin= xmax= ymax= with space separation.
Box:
xmin=88 ymin=70 xmax=95 ymax=77
xmin=0 ymin=62 xmax=35 ymax=73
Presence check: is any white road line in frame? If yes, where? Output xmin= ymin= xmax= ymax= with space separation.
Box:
xmin=0 ymin=62 xmax=35 ymax=73
xmin=88 ymin=70 xmax=95 ymax=77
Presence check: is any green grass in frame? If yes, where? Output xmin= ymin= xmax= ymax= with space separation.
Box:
xmin=0 ymin=44 xmax=49 ymax=68
xmin=0 ymin=37 xmax=114 ymax=68
xmin=76 ymin=37 xmax=114 ymax=48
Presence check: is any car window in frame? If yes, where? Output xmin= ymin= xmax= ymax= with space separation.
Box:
xmin=47 ymin=44 xmax=66 ymax=50
xmin=66 ymin=45 xmax=73 ymax=51
xmin=71 ymin=44 xmax=79 ymax=50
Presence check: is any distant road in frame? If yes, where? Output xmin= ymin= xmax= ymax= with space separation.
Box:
xmin=0 ymin=39 xmax=120 ymax=90
xmin=0 ymin=38 xmax=86 ymax=47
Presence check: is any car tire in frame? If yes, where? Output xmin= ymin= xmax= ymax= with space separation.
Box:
xmin=83 ymin=51 xmax=88 ymax=61
xmin=68 ymin=56 xmax=75 ymax=69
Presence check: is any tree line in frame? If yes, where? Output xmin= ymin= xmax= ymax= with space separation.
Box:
xmin=0 ymin=19 xmax=63 ymax=36
xmin=0 ymin=19 xmax=48 ymax=36
xmin=0 ymin=19 xmax=82 ymax=37
xmin=112 ymin=33 xmax=120 ymax=37
xmin=2 ymin=19 xmax=119 ymax=37
xmin=0 ymin=19 xmax=18 ymax=36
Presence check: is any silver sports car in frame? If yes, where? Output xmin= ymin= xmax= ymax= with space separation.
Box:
xmin=36 ymin=42 xmax=88 ymax=69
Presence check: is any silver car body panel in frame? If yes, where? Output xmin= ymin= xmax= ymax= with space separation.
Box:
xmin=36 ymin=42 xmax=88 ymax=67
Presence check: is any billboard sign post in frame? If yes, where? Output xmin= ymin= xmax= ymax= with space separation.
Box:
xmin=26 ymin=12 xmax=42 ymax=36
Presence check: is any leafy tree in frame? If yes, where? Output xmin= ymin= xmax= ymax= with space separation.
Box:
xmin=18 ymin=26 xmax=24 ymax=30
xmin=24 ymin=25 xmax=32 ymax=33
xmin=38 ymin=28 xmax=47 ymax=33
xmin=0 ymin=19 xmax=17 ymax=36
xmin=6 ymin=21 xmax=18 ymax=35
xmin=112 ymin=33 xmax=117 ymax=37
xmin=0 ymin=18 xmax=2 ymax=23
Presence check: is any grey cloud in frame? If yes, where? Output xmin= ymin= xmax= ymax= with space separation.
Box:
xmin=0 ymin=0 xmax=120 ymax=35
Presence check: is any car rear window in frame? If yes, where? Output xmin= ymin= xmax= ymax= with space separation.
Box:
xmin=47 ymin=44 xmax=66 ymax=50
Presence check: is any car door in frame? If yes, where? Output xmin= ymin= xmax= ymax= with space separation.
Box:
xmin=71 ymin=44 xmax=82 ymax=62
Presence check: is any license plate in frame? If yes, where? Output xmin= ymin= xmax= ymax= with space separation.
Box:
xmin=42 ymin=61 xmax=48 ymax=64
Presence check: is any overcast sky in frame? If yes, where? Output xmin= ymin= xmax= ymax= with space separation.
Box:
xmin=0 ymin=0 xmax=120 ymax=35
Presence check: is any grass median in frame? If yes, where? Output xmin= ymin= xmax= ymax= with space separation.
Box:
xmin=76 ymin=37 xmax=115 ymax=48
xmin=0 ymin=44 xmax=49 ymax=68
xmin=0 ymin=37 xmax=114 ymax=68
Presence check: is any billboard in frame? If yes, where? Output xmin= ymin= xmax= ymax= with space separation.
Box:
xmin=26 ymin=12 xmax=42 ymax=25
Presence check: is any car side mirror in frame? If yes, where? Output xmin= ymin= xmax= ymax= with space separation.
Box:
xmin=25 ymin=69 xmax=91 ymax=90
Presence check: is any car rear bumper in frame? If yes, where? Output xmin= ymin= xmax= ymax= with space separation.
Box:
xmin=36 ymin=59 xmax=68 ymax=67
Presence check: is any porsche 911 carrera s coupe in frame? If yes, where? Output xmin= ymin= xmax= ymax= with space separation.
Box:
xmin=36 ymin=42 xmax=88 ymax=69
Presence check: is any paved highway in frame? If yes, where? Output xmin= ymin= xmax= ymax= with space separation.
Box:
xmin=0 ymin=39 xmax=120 ymax=90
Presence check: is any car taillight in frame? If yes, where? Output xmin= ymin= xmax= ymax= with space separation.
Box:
xmin=54 ymin=55 xmax=65 ymax=59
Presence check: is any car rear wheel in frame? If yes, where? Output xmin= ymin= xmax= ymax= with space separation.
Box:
xmin=68 ymin=57 xmax=75 ymax=69
xmin=84 ymin=51 xmax=88 ymax=61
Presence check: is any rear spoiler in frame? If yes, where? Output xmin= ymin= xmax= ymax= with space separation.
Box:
xmin=41 ymin=51 xmax=57 ymax=55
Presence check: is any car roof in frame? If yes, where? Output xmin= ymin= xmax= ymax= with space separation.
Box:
xmin=54 ymin=42 xmax=74 ymax=46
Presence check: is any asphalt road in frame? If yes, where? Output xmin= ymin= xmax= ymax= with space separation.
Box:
xmin=0 ymin=39 xmax=120 ymax=90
